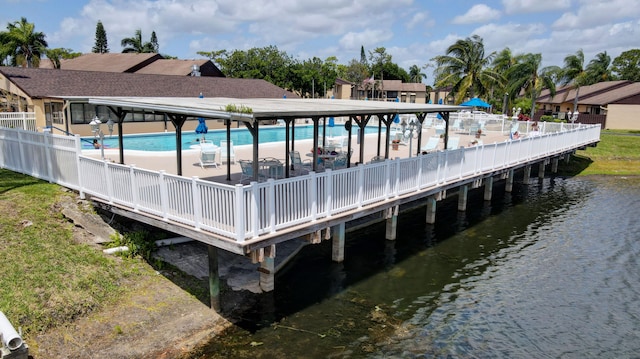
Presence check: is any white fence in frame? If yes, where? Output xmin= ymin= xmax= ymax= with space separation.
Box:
xmin=0 ymin=122 xmax=601 ymax=243
xmin=0 ymin=112 xmax=37 ymax=132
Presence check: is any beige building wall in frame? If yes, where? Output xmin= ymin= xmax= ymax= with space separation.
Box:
xmin=605 ymin=104 xmax=640 ymax=130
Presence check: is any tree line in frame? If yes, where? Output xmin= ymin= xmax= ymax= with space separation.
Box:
xmin=1 ymin=18 xmax=639 ymax=109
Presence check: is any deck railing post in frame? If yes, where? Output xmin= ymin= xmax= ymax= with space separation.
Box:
xmin=309 ymin=172 xmax=318 ymax=220
xmin=326 ymin=170 xmax=333 ymax=217
xmin=234 ymin=185 xmax=246 ymax=242
xmin=192 ymin=177 xmax=202 ymax=230
xmin=250 ymin=182 xmax=260 ymax=237
xmin=129 ymin=165 xmax=139 ymax=211
xmin=75 ymin=135 xmax=86 ymax=199
xmin=104 ymin=161 xmax=114 ymax=204
xmin=159 ymin=170 xmax=169 ymax=219
xmin=267 ymin=179 xmax=276 ymax=232
xmin=357 ymin=163 xmax=365 ymax=205
xmin=416 ymin=156 xmax=422 ymax=191
xmin=43 ymin=132 xmax=53 ymax=183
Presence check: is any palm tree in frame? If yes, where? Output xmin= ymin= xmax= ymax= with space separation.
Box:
xmin=433 ymin=35 xmax=502 ymax=103
xmin=0 ymin=17 xmax=48 ymax=67
xmin=506 ymin=53 xmax=558 ymax=118
xmin=120 ymin=29 xmax=155 ymax=53
xmin=408 ymin=64 xmax=426 ymax=83
xmin=561 ymin=49 xmax=589 ymax=114
xmin=586 ymin=51 xmax=612 ymax=83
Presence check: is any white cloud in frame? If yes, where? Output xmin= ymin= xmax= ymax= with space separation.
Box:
xmin=552 ymin=0 xmax=640 ymax=30
xmin=503 ymin=0 xmax=571 ymax=14
xmin=339 ymin=29 xmax=393 ymax=51
xmin=452 ymin=4 xmax=501 ymax=24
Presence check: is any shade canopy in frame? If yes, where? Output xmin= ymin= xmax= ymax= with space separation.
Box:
xmin=460 ymin=97 xmax=491 ymax=108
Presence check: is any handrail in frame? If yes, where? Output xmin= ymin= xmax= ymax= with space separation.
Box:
xmin=0 ymin=122 xmax=601 ymax=245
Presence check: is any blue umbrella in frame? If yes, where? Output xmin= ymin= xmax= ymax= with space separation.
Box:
xmin=196 ymin=118 xmax=207 ymax=138
xmin=460 ymin=97 xmax=491 ymax=108
xmin=328 ymin=117 xmax=335 ymax=136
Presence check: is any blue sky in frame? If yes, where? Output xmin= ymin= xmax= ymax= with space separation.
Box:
xmin=2 ymin=0 xmax=639 ymax=83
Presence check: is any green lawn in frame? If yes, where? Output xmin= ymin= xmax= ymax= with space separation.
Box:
xmin=0 ymin=171 xmax=148 ymax=338
xmin=559 ymin=130 xmax=640 ymax=176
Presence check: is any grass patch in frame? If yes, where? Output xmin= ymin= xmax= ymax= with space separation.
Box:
xmin=0 ymin=170 xmax=149 ymax=339
xmin=558 ymin=130 xmax=640 ymax=176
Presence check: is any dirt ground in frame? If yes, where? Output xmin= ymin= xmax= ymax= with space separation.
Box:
xmin=30 ymin=196 xmax=234 ymax=359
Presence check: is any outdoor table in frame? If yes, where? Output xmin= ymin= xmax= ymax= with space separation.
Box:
xmin=260 ymin=158 xmax=284 ymax=179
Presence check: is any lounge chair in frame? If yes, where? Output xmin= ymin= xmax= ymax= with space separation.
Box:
xmin=289 ymin=150 xmax=312 ymax=175
xmin=220 ymin=140 xmax=235 ymax=164
xmin=199 ymin=141 xmax=219 ymax=168
xmin=420 ymin=136 xmax=440 ymax=153
xmin=446 ymin=136 xmax=460 ymax=150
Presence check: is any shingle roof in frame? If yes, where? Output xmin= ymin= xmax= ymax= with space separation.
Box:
xmin=47 ymin=53 xmax=164 ymax=73
xmin=133 ymin=59 xmax=225 ymax=77
xmin=537 ymin=80 xmax=638 ymax=105
xmin=0 ymin=67 xmax=296 ymax=99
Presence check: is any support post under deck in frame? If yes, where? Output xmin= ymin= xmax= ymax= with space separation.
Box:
xmin=426 ymin=196 xmax=437 ymax=224
xmin=484 ymin=176 xmax=494 ymax=201
xmin=505 ymin=169 xmax=514 ymax=193
xmin=458 ymin=185 xmax=468 ymax=211
xmin=207 ymin=245 xmax=220 ymax=311
xmin=259 ymin=256 xmax=275 ymax=292
xmin=332 ymin=222 xmax=346 ymax=262
xmin=538 ymin=161 xmax=546 ymax=179
xmin=551 ymin=158 xmax=559 ymax=173
xmin=523 ymin=165 xmax=531 ymax=183
xmin=385 ymin=206 xmax=398 ymax=240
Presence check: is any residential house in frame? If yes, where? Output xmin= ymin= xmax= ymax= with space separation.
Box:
xmin=536 ymin=80 xmax=640 ymax=130
xmin=0 ymin=67 xmax=296 ymax=136
xmin=40 ymin=52 xmax=225 ymax=77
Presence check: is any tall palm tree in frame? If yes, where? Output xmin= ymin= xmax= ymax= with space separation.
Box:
xmin=120 ymin=29 xmax=155 ymax=53
xmin=586 ymin=51 xmax=612 ymax=83
xmin=408 ymin=64 xmax=426 ymax=83
xmin=506 ymin=53 xmax=558 ymax=118
xmin=561 ymin=49 xmax=589 ymax=114
xmin=0 ymin=17 xmax=48 ymax=67
xmin=433 ymin=35 xmax=502 ymax=103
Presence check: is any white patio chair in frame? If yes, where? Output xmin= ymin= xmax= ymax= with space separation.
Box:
xmin=420 ymin=136 xmax=440 ymax=153
xmin=239 ymin=160 xmax=265 ymax=184
xmin=446 ymin=136 xmax=460 ymax=150
xmin=199 ymin=141 xmax=219 ymax=168
xmin=289 ymin=150 xmax=312 ymax=175
xmin=220 ymin=140 xmax=235 ymax=164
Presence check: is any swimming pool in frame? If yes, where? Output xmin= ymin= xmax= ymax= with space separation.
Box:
xmin=83 ymin=125 xmax=383 ymax=151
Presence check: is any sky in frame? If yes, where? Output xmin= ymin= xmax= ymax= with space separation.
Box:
xmin=2 ymin=0 xmax=640 ymax=83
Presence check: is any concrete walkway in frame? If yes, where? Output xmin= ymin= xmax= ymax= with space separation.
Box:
xmin=86 ymin=126 xmax=510 ymax=184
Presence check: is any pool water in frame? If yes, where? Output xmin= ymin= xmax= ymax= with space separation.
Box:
xmin=83 ymin=125 xmax=382 ymax=151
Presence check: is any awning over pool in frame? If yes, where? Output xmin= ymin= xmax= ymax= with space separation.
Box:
xmin=85 ymin=96 xmax=466 ymax=180
xmin=88 ymin=96 xmax=464 ymax=123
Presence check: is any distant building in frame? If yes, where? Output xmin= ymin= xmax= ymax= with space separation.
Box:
xmin=39 ymin=53 xmax=225 ymax=77
xmin=536 ymin=80 xmax=640 ymax=130
xmin=0 ymin=67 xmax=296 ymax=136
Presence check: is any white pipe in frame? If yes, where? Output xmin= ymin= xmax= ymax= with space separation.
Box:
xmin=102 ymin=246 xmax=129 ymax=254
xmin=0 ymin=311 xmax=23 ymax=351
xmin=155 ymin=237 xmax=193 ymax=247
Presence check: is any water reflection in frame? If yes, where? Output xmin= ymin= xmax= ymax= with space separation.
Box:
xmin=192 ymin=177 xmax=640 ymax=358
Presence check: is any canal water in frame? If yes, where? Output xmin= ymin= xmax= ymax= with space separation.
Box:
xmin=191 ymin=175 xmax=640 ymax=358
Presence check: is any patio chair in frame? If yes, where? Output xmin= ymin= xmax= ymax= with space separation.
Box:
xmin=220 ymin=140 xmax=236 ymax=164
xmin=330 ymin=152 xmax=349 ymax=170
xmin=446 ymin=136 xmax=460 ymax=150
xmin=369 ymin=155 xmax=386 ymax=164
xmin=289 ymin=150 xmax=312 ymax=175
xmin=239 ymin=160 xmax=265 ymax=184
xmin=199 ymin=141 xmax=219 ymax=168
xmin=420 ymin=136 xmax=440 ymax=153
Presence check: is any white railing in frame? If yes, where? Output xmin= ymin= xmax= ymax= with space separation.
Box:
xmin=0 ymin=123 xmax=601 ymax=243
xmin=0 ymin=112 xmax=37 ymax=132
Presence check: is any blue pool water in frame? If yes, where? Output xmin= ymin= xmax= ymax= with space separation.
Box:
xmin=83 ymin=125 xmax=382 ymax=151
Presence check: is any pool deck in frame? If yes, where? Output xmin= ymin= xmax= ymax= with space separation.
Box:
xmin=84 ymin=127 xmax=510 ymax=184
